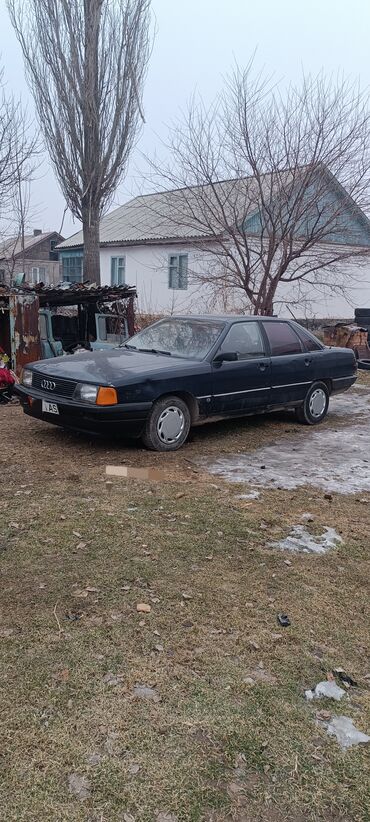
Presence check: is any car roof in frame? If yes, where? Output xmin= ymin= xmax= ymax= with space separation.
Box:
xmin=169 ymin=314 xmax=288 ymax=323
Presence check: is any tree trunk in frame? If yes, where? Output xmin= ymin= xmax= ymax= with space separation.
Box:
xmin=82 ymin=205 xmax=101 ymax=285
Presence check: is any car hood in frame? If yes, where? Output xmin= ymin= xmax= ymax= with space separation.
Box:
xmin=30 ymin=347 xmax=200 ymax=385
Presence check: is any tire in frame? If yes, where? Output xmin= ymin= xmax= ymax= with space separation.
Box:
xmin=142 ymin=395 xmax=191 ymax=452
xmin=296 ymin=382 xmax=329 ymax=425
xmin=358 ymin=359 xmax=370 ymax=371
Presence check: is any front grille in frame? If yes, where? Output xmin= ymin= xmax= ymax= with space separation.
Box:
xmin=32 ymin=372 xmax=77 ymax=398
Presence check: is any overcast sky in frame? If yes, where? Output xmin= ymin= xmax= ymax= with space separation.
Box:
xmin=0 ymin=0 xmax=369 ymax=238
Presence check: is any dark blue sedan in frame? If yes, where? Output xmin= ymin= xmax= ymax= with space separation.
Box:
xmin=16 ymin=316 xmax=357 ymax=451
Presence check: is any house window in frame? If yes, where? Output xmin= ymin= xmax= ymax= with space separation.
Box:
xmin=169 ymin=254 xmax=188 ymax=290
xmin=111 ymin=256 xmax=125 ymax=286
xmin=0 ymin=269 xmax=5 ymax=283
xmin=62 ymin=253 xmax=83 ymax=283
xmin=30 ymin=266 xmax=46 ymax=284
xmin=50 ymin=239 xmax=58 ymax=261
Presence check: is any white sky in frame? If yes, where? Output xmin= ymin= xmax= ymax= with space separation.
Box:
xmin=0 ymin=0 xmax=369 ymax=238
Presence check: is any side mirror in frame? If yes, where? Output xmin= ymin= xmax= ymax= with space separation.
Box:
xmin=213 ymin=351 xmax=238 ymax=363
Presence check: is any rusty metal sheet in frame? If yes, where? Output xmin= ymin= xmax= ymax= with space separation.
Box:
xmin=9 ymin=294 xmax=41 ymax=376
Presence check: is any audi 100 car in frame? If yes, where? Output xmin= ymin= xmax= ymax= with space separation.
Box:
xmin=15 ymin=315 xmax=357 ymax=451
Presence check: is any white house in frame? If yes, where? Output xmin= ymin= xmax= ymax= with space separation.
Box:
xmin=57 ymin=175 xmax=370 ymax=318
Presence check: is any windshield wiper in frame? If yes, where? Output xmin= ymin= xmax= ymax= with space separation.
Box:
xmin=137 ymin=348 xmax=172 ymax=356
xmin=122 ymin=343 xmax=137 ymax=350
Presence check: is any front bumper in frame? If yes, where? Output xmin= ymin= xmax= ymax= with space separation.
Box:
xmin=14 ymin=384 xmax=152 ymax=438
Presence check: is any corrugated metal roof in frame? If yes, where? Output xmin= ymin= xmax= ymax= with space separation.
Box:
xmin=56 ymin=175 xmax=285 ymax=250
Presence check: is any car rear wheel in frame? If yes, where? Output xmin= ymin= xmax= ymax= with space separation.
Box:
xmin=142 ymin=395 xmax=191 ymax=451
xmin=296 ymin=382 xmax=329 ymax=425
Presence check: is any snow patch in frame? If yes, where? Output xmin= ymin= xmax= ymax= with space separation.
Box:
xmin=305 ymin=680 xmax=346 ymax=701
xmin=202 ymin=390 xmax=370 ymax=495
xmin=269 ymin=524 xmax=343 ymax=554
xmin=325 ymin=715 xmax=370 ymax=749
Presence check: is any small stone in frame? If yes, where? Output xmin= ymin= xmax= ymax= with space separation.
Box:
xmin=154 ymin=644 xmax=164 ymax=652
xmin=136 ymin=603 xmax=151 ymax=613
xmin=243 ymin=676 xmax=255 ymax=686
xmin=316 ymin=710 xmax=331 ymax=722
xmin=128 ymin=763 xmax=140 ymax=775
xmin=123 ymin=814 xmax=136 ymax=822
xmin=248 ymin=640 xmax=260 ymax=651
xmin=324 ymin=493 xmax=333 ymax=501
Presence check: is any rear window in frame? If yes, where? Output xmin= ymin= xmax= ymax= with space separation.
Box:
xmin=263 ymin=322 xmax=303 ymax=356
xmin=293 ymin=324 xmax=323 ymax=352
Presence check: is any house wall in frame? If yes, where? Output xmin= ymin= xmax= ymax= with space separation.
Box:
xmin=99 ymin=243 xmax=224 ymax=314
xmin=23 ymin=233 xmax=62 ymax=261
xmin=0 ymin=233 xmax=63 ymax=286
xmin=98 ymin=242 xmax=370 ymax=318
xmin=0 ymin=258 xmax=61 ymax=286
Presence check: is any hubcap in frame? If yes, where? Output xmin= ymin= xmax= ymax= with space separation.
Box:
xmin=309 ymin=388 xmax=327 ymax=419
xmin=157 ymin=406 xmax=185 ymax=444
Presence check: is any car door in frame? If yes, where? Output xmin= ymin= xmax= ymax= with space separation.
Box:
xmin=211 ymin=321 xmax=272 ymax=414
xmin=262 ymin=321 xmax=314 ymax=405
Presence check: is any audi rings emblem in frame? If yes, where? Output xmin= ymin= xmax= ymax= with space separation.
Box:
xmin=41 ymin=379 xmax=56 ymax=391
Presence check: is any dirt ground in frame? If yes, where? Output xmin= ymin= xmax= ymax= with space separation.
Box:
xmin=0 ymin=376 xmax=369 ymax=821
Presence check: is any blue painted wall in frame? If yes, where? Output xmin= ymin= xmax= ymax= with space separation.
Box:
xmin=244 ymin=177 xmax=370 ymax=247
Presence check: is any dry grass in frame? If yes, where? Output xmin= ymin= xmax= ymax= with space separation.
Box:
xmin=0 ymin=382 xmax=369 ymax=821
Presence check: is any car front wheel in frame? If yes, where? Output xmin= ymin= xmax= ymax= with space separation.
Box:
xmin=296 ymin=381 xmax=329 ymax=425
xmin=142 ymin=395 xmax=191 ymax=451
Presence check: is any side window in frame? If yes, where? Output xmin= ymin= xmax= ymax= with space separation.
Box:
xmin=294 ymin=324 xmax=323 ymax=352
xmin=219 ymin=322 xmax=265 ymax=360
xmin=263 ymin=322 xmax=303 ymax=356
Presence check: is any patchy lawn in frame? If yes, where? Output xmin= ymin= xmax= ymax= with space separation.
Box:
xmin=0 ymin=377 xmax=369 ymax=821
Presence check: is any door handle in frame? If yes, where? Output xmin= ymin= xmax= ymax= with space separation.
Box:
xmin=259 ymin=362 xmax=267 ymax=371
xmin=304 ymin=358 xmax=312 ymax=366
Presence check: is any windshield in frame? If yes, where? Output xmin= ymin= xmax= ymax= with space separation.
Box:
xmin=125 ymin=318 xmax=225 ymax=360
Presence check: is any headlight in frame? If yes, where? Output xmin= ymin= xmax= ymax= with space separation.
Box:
xmin=74 ymin=383 xmax=98 ymax=404
xmin=22 ymin=368 xmax=33 ymax=387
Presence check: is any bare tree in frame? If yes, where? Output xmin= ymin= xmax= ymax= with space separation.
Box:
xmin=0 ymin=66 xmax=37 ymax=225
xmin=8 ymin=0 xmax=152 ymax=285
xmin=147 ymin=63 xmax=370 ymax=314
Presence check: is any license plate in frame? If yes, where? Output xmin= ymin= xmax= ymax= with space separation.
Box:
xmin=42 ymin=400 xmax=59 ymax=415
